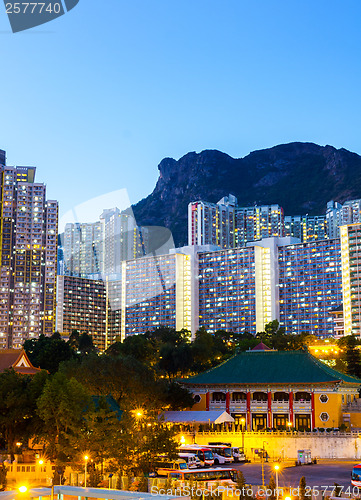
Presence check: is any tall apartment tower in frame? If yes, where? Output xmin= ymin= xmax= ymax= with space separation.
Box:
xmin=188 ymin=195 xmax=237 ymax=248
xmin=235 ymin=204 xmax=284 ymax=246
xmin=0 ymin=157 xmax=58 ymax=348
xmin=63 ymin=221 xmax=103 ymax=277
xmin=100 ymin=208 xmax=148 ymax=275
xmin=340 ymin=223 xmax=361 ymax=336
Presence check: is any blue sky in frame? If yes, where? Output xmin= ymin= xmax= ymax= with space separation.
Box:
xmin=1 ymin=0 xmax=361 ymax=225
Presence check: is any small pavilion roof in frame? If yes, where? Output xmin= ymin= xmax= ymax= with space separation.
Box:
xmin=183 ymin=350 xmax=361 ymax=386
xmin=161 ymin=410 xmax=234 ymax=424
xmin=0 ymin=349 xmax=41 ymax=375
xmin=251 ymin=342 xmax=272 ymax=351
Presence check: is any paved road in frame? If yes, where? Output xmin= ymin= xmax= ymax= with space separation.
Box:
xmin=230 ymin=461 xmax=360 ymax=492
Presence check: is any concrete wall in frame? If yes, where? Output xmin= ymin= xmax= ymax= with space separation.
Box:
xmin=179 ymin=431 xmax=361 ymax=460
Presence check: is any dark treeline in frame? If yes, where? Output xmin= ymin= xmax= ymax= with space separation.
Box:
xmin=0 ymin=323 xmax=359 ymax=486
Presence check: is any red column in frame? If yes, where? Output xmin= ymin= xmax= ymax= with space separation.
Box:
xmin=206 ymin=392 xmax=210 ymax=411
xmin=246 ymin=392 xmax=251 ymax=430
xmin=226 ymin=392 xmax=230 ymax=414
xmin=311 ymin=392 xmax=315 ymax=430
xmin=289 ymin=391 xmax=294 ymax=426
xmin=267 ymin=391 xmax=272 ymax=429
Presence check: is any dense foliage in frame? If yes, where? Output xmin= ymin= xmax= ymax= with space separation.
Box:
xmin=0 ymin=323 xmax=358 ymax=479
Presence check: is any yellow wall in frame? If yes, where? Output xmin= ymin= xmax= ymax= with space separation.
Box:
xmin=314 ymin=393 xmax=343 ymax=428
xmin=350 ymin=413 xmax=361 ymax=428
xmin=191 ymin=394 xmax=206 ymax=411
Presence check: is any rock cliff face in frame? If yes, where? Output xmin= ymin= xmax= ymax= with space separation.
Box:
xmin=132 ymin=142 xmax=361 ymax=246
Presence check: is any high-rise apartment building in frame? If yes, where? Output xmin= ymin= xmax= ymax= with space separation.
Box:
xmin=278 ymin=239 xmax=342 ymax=336
xmin=340 ymin=223 xmax=361 ymax=336
xmin=100 ymin=208 xmax=148 ymax=275
xmin=62 ymin=209 xmax=149 ymax=278
xmin=57 ymin=235 xmax=347 ymax=343
xmin=56 ymin=275 xmax=120 ymax=350
xmin=63 ymin=221 xmax=103 ymax=277
xmin=0 ymin=157 xmax=58 ymax=348
xmin=189 ymin=195 xmax=284 ymax=248
xmin=188 ymin=195 xmax=237 ymax=248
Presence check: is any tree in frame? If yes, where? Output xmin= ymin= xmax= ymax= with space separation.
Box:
xmin=0 ymin=369 xmax=48 ymax=460
xmin=78 ymin=332 xmax=96 ymax=355
xmin=345 ymin=335 xmax=361 ymax=378
xmin=24 ymin=334 xmax=76 ymax=374
xmin=235 ymin=470 xmax=247 ymax=500
xmin=36 ymin=372 xmax=92 ymax=462
xmin=106 ymin=410 xmax=178 ymax=476
xmin=299 ymin=476 xmax=307 ymax=500
xmin=0 ymin=463 xmax=7 ymax=491
xmin=108 ymin=334 xmax=155 ymax=364
xmin=267 ymin=474 xmax=276 ymax=500
xmin=161 ymin=381 xmax=194 ymax=410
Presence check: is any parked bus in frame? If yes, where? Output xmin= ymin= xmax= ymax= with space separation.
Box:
xmin=179 ymin=445 xmax=214 ymax=467
xmin=206 ymin=444 xmax=233 ymax=464
xmin=178 ymin=452 xmax=201 ymax=468
xmin=208 ymin=441 xmax=246 ymax=463
xmin=351 ymin=463 xmax=361 ymax=486
xmin=154 ymin=458 xmax=187 ymax=476
xmin=168 ymin=467 xmax=237 ymax=487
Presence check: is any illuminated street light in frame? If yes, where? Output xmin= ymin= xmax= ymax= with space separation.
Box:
xmin=274 ymin=464 xmax=280 ymax=500
xmin=180 ymin=435 xmax=186 ymax=444
xmin=84 ymin=455 xmax=89 ymax=487
xmin=240 ymin=418 xmax=246 ymax=452
xmin=19 ymin=486 xmax=27 ymax=493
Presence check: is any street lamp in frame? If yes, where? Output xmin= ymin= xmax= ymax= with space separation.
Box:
xmin=287 ymin=421 xmax=292 ymax=432
xmin=261 ymin=441 xmax=268 ymax=488
xmin=240 ymin=418 xmax=246 ymax=453
xmin=37 ymin=459 xmax=44 ymax=485
xmin=84 ymin=455 xmax=89 ymax=487
xmin=274 ymin=464 xmax=280 ymax=500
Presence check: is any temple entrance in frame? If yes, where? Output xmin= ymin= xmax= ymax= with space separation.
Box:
xmin=273 ymin=414 xmax=289 ymax=430
xmin=252 ymin=414 xmax=267 ymax=430
xmin=295 ymin=414 xmax=311 ymax=431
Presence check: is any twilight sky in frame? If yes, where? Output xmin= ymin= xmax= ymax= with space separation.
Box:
xmin=1 ymin=0 xmax=361 ymax=227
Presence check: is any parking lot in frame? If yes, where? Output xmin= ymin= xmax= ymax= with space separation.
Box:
xmin=229 ymin=460 xmax=359 ymax=490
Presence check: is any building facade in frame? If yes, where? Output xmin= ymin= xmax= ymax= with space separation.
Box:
xmin=340 ymin=223 xmax=361 ymax=336
xmin=0 ymin=159 xmax=58 ymax=349
xmin=56 ymin=275 xmax=121 ymax=351
xmin=189 ymin=196 xmax=284 ymax=249
xmin=56 ymin=235 xmax=349 ymax=343
xmin=183 ymin=349 xmax=361 ymax=431
xmin=278 ymin=239 xmax=342 ymax=336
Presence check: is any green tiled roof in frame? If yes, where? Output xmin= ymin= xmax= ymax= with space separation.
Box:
xmin=183 ymin=350 xmax=361 ymax=385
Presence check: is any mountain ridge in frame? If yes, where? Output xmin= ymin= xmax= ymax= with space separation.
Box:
xmin=132 ymin=142 xmax=361 ymax=246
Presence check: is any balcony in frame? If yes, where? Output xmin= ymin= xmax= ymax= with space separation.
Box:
xmin=294 ymin=400 xmax=311 ymax=411
xmin=209 ymin=400 xmax=226 ymax=409
xmin=250 ymin=400 xmax=268 ymax=410
xmin=272 ymin=400 xmax=289 ymax=411
xmin=229 ymin=400 xmax=247 ymax=411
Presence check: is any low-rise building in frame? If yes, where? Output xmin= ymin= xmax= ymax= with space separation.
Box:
xmin=182 ymin=346 xmax=361 ymax=431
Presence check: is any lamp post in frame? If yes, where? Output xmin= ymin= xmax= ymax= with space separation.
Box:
xmin=261 ymin=441 xmax=268 ymax=488
xmin=274 ymin=464 xmax=280 ymax=500
xmin=37 ymin=459 xmax=44 ymax=485
xmin=287 ymin=421 xmax=292 ymax=432
xmin=240 ymin=418 xmax=246 ymax=453
xmin=84 ymin=455 xmax=89 ymax=487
